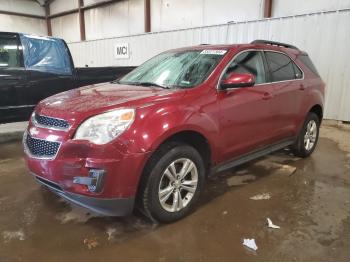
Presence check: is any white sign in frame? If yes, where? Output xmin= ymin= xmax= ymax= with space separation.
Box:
xmin=200 ymin=50 xmax=227 ymax=55
xmin=114 ymin=43 xmax=129 ymax=59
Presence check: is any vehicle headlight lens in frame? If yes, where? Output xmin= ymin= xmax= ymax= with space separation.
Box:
xmin=74 ymin=108 xmax=135 ymax=144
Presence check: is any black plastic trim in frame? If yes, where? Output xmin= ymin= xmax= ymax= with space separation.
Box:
xmin=211 ymin=138 xmax=295 ymax=173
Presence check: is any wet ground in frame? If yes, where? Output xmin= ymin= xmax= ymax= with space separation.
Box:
xmin=0 ymin=125 xmax=349 ymax=262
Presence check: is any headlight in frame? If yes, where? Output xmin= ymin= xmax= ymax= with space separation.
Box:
xmin=74 ymin=108 xmax=135 ymax=145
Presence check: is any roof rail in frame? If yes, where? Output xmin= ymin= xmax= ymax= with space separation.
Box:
xmin=251 ymin=40 xmax=299 ymax=50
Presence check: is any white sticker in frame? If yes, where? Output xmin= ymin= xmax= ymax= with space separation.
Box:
xmin=200 ymin=50 xmax=227 ymax=55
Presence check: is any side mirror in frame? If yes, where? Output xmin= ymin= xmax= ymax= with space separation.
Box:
xmin=220 ymin=73 xmax=255 ymax=90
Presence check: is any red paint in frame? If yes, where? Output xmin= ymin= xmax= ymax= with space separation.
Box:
xmin=24 ymin=43 xmax=325 ymax=202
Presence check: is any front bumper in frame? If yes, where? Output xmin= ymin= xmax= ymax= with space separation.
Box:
xmin=35 ymin=175 xmax=134 ymax=216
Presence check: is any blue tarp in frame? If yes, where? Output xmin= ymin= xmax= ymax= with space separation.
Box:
xmin=20 ymin=34 xmax=72 ymax=75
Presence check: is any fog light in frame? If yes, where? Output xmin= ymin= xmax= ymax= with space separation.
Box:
xmin=73 ymin=169 xmax=106 ymax=193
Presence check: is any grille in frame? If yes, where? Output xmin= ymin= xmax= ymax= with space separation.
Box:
xmin=34 ymin=113 xmax=69 ymax=130
xmin=25 ymin=134 xmax=61 ymax=159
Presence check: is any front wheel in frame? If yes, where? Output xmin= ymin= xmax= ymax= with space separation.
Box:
xmin=138 ymin=143 xmax=205 ymax=223
xmin=292 ymin=112 xmax=320 ymax=158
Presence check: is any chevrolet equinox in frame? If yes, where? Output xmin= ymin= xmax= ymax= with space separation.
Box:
xmin=23 ymin=40 xmax=325 ymax=223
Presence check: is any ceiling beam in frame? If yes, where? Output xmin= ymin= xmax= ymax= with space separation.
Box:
xmin=0 ymin=10 xmax=45 ymax=19
xmin=49 ymin=8 xmax=79 ymax=19
xmin=264 ymin=0 xmax=273 ymax=18
xmin=48 ymin=0 xmax=121 ymax=19
xmin=82 ymin=0 xmax=122 ymax=11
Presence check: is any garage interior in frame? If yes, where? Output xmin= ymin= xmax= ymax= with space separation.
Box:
xmin=0 ymin=0 xmax=350 ymax=261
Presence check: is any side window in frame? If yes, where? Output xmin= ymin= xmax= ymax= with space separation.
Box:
xmin=265 ymin=52 xmax=297 ymax=82
xmin=223 ymin=51 xmax=267 ymax=84
xmin=293 ymin=63 xmax=303 ymax=79
xmin=299 ymin=55 xmax=320 ymax=76
xmin=0 ymin=34 xmax=21 ymax=68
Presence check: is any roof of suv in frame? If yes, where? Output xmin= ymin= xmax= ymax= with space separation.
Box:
xmin=172 ymin=40 xmax=303 ymax=55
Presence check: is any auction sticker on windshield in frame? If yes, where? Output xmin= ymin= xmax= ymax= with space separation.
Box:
xmin=200 ymin=50 xmax=227 ymax=55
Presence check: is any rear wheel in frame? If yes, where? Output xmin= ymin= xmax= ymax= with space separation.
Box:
xmin=138 ymin=142 xmax=205 ymax=223
xmin=292 ymin=112 xmax=320 ymax=158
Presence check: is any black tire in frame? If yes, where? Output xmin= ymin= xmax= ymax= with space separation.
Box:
xmin=292 ymin=112 xmax=320 ymax=158
xmin=137 ymin=142 xmax=205 ymax=223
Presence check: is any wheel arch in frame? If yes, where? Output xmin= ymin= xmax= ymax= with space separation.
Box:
xmin=309 ymin=104 xmax=323 ymax=123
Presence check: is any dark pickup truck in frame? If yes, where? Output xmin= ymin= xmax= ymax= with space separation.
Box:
xmin=0 ymin=32 xmax=134 ymax=123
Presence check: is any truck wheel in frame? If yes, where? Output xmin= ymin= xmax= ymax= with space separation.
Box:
xmin=292 ymin=112 xmax=320 ymax=158
xmin=138 ymin=142 xmax=205 ymax=223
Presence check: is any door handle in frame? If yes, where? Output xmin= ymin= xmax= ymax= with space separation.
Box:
xmin=299 ymin=84 xmax=305 ymax=90
xmin=262 ymin=92 xmax=273 ymax=100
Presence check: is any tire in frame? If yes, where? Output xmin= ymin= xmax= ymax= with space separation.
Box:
xmin=138 ymin=142 xmax=205 ymax=223
xmin=292 ymin=112 xmax=320 ymax=158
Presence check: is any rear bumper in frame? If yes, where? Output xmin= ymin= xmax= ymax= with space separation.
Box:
xmin=35 ymin=175 xmax=134 ymax=216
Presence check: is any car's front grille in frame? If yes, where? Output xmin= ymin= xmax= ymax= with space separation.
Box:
xmin=25 ymin=133 xmax=61 ymax=159
xmin=34 ymin=113 xmax=70 ymax=130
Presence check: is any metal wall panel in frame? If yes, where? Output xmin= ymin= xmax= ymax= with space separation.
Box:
xmin=68 ymin=9 xmax=350 ymax=121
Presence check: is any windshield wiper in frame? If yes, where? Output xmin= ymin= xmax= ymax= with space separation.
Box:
xmin=137 ymin=82 xmax=170 ymax=89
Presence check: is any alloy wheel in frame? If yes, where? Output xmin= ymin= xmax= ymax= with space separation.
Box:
xmin=304 ymin=119 xmax=318 ymax=151
xmin=158 ymin=158 xmax=198 ymax=212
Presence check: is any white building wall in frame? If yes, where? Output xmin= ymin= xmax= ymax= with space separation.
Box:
xmin=84 ymin=0 xmax=144 ymax=40
xmin=0 ymin=15 xmax=47 ymax=35
xmin=0 ymin=0 xmax=44 ymax=16
xmin=0 ymin=0 xmax=46 ymax=35
xmin=68 ymin=9 xmax=350 ymax=122
xmin=50 ymin=0 xmax=78 ymax=14
xmin=273 ymin=0 xmax=350 ymax=16
xmin=51 ymin=13 xmax=80 ymax=42
xmin=151 ymin=0 xmax=264 ymax=31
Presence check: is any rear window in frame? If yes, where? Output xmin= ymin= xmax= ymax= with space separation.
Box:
xmin=0 ymin=34 xmax=21 ymax=68
xmin=265 ymin=51 xmax=304 ymax=82
xmin=20 ymin=34 xmax=72 ymax=75
xmin=299 ymin=55 xmax=320 ymax=76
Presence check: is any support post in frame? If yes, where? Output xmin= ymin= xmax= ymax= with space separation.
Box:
xmin=78 ymin=0 xmax=86 ymax=41
xmin=264 ymin=0 xmax=273 ymax=18
xmin=144 ymin=0 xmax=151 ymax=32
xmin=45 ymin=4 xmax=52 ymax=36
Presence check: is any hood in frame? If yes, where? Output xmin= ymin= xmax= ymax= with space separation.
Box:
xmin=37 ymin=82 xmax=183 ymax=118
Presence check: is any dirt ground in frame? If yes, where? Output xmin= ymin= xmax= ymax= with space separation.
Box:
xmin=0 ymin=124 xmax=349 ymax=262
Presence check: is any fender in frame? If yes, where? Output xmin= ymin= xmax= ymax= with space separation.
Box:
xmin=295 ymin=80 xmax=324 ymax=133
xmin=121 ymin=98 xmax=221 ymax=162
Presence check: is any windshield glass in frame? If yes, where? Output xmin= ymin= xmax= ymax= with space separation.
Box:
xmin=119 ymin=49 xmax=227 ymax=88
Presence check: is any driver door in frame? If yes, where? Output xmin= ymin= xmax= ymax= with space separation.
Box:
xmin=217 ymin=50 xmax=276 ymax=162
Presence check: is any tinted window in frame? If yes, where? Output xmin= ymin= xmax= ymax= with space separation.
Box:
xmin=223 ymin=51 xmax=266 ymax=84
xmin=265 ymin=52 xmax=296 ymax=82
xmin=0 ymin=34 xmax=21 ymax=68
xmin=299 ymin=55 xmax=319 ymax=76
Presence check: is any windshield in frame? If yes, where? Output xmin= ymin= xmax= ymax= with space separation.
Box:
xmin=119 ymin=49 xmax=227 ymax=88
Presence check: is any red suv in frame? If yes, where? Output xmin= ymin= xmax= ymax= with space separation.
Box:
xmin=23 ymin=40 xmax=325 ymax=222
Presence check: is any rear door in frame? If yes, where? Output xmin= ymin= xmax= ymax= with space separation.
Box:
xmin=217 ymin=50 xmax=276 ymax=161
xmin=264 ymin=51 xmax=304 ymax=140
xmin=0 ymin=33 xmax=30 ymax=123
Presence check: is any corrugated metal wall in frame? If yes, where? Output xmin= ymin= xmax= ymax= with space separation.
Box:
xmin=68 ymin=9 xmax=350 ymax=122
